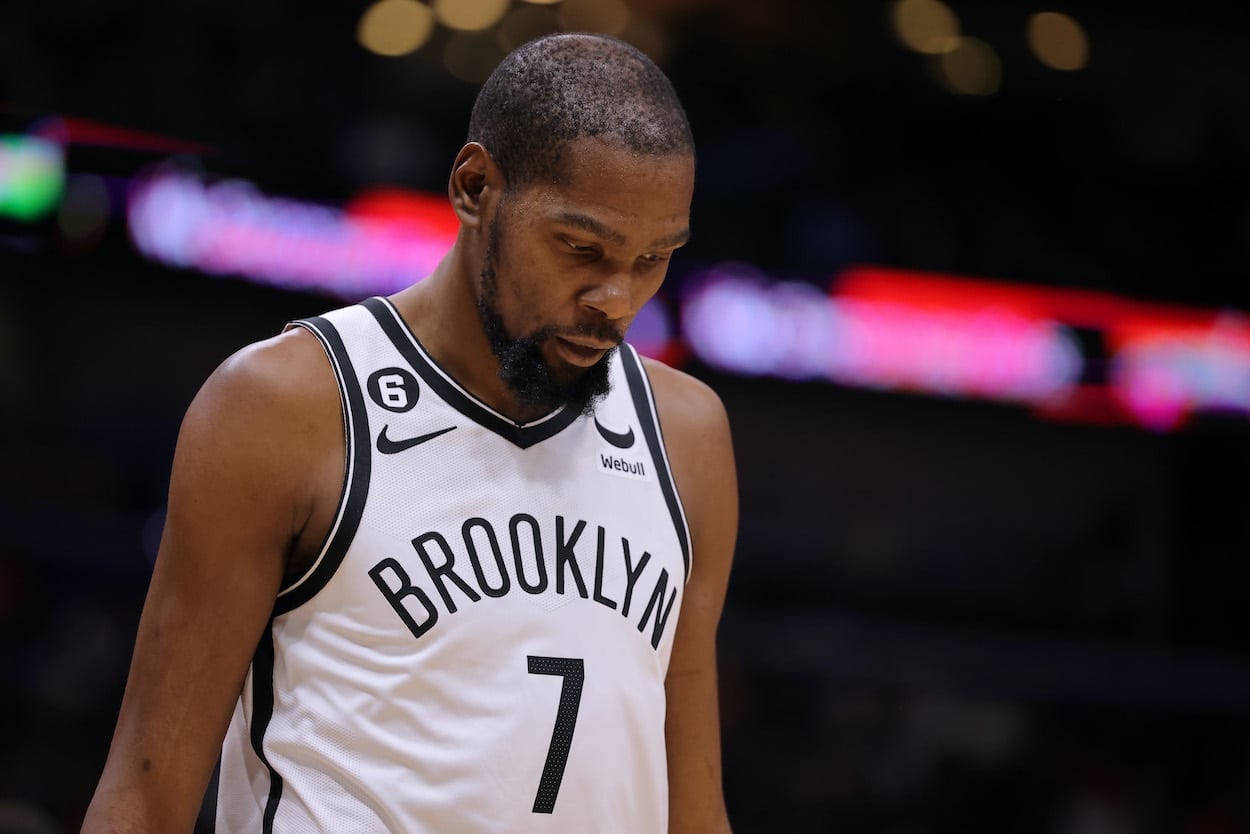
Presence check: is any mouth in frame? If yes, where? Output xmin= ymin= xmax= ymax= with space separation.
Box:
xmin=553 ymin=336 xmax=615 ymax=367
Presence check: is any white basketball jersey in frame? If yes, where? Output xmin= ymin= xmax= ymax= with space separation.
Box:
xmin=216 ymin=297 xmax=691 ymax=833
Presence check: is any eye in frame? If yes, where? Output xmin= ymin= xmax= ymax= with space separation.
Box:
xmin=639 ymin=253 xmax=670 ymax=265
xmin=565 ymin=239 xmax=597 ymax=255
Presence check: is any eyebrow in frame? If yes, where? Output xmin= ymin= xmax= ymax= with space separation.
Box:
xmin=654 ymin=227 xmax=693 ymax=249
xmin=556 ymin=211 xmax=691 ymax=250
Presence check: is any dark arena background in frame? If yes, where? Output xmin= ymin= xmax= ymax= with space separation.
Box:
xmin=4 ymin=1 xmax=1250 ymax=831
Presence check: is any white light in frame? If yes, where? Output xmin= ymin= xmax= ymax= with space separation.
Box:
xmin=357 ymin=0 xmax=435 ymax=57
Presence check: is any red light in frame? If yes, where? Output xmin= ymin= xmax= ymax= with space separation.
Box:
xmin=31 ymin=115 xmax=213 ymax=155
xmin=345 ymin=187 xmax=460 ymax=239
xmin=832 ymin=265 xmax=1250 ymax=430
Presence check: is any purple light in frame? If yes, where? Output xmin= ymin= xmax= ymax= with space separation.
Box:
xmin=127 ymin=172 xmax=456 ymax=297
xmin=682 ymin=264 xmax=1082 ymax=405
xmin=625 ymin=297 xmax=674 ymax=359
xmin=1110 ymin=317 xmax=1250 ymax=430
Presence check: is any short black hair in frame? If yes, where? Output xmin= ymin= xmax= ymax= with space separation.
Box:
xmin=467 ymin=33 xmax=694 ymax=189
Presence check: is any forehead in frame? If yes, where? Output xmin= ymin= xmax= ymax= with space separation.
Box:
xmin=508 ymin=138 xmax=694 ymax=238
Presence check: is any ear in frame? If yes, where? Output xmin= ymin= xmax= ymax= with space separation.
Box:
xmin=448 ymin=143 xmax=500 ymax=229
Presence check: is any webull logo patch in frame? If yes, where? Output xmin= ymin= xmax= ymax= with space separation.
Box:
xmin=598 ymin=451 xmax=647 ymax=480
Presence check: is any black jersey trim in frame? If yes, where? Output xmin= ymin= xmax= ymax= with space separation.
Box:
xmin=251 ymin=625 xmax=283 ymax=834
xmin=362 ymin=296 xmax=581 ymax=450
xmin=274 ymin=316 xmax=372 ymax=615
xmin=618 ymin=344 xmax=692 ymax=581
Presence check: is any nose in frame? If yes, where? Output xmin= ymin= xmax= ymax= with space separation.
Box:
xmin=578 ymin=269 xmax=632 ymax=322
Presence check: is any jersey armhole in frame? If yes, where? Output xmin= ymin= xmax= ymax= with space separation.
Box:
xmin=618 ymin=344 xmax=693 ymax=582
xmin=273 ymin=316 xmax=372 ymax=615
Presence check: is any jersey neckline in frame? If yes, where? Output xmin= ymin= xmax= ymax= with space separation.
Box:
xmin=362 ymin=296 xmax=583 ymax=450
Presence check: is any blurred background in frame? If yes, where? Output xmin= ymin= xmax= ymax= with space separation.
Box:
xmin=3 ymin=0 xmax=1250 ymax=831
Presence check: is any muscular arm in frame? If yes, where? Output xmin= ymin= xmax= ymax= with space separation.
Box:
xmin=81 ymin=328 xmax=342 ymax=833
xmin=646 ymin=359 xmax=738 ymax=834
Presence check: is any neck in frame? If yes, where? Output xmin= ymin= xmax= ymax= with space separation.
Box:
xmin=387 ymin=250 xmax=551 ymax=424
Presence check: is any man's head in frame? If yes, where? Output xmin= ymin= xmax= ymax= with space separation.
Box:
xmin=453 ymin=34 xmax=695 ymax=416
xmin=467 ymin=33 xmax=694 ymax=191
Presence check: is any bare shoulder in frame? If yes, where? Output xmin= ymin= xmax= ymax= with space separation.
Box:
xmin=175 ymin=325 xmax=342 ymax=554
xmin=181 ymin=324 xmax=342 ymax=467
xmin=194 ymin=324 xmax=336 ymax=423
xmin=639 ymin=356 xmax=732 ymax=459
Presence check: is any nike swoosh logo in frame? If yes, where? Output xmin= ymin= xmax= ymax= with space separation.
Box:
xmin=376 ymin=424 xmax=456 ymax=454
xmin=593 ymin=417 xmax=635 ymax=449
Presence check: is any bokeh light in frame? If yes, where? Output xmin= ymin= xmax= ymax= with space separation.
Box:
xmin=0 ymin=134 xmax=65 ymax=222
xmin=891 ymin=0 xmax=961 ymax=55
xmin=357 ymin=0 xmax=435 ymax=57
xmin=936 ymin=36 xmax=1002 ymax=96
xmin=434 ymin=0 xmax=511 ymax=32
xmin=1027 ymin=11 xmax=1090 ymax=71
xmin=558 ymin=0 xmax=632 ymax=37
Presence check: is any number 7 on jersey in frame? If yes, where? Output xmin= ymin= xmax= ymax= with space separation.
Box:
xmin=527 ymin=656 xmax=585 ymax=814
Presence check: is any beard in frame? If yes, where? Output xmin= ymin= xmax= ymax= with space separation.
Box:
xmin=475 ymin=213 xmax=618 ymax=417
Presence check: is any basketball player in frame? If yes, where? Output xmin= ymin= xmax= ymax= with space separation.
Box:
xmin=82 ymin=33 xmax=736 ymax=834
